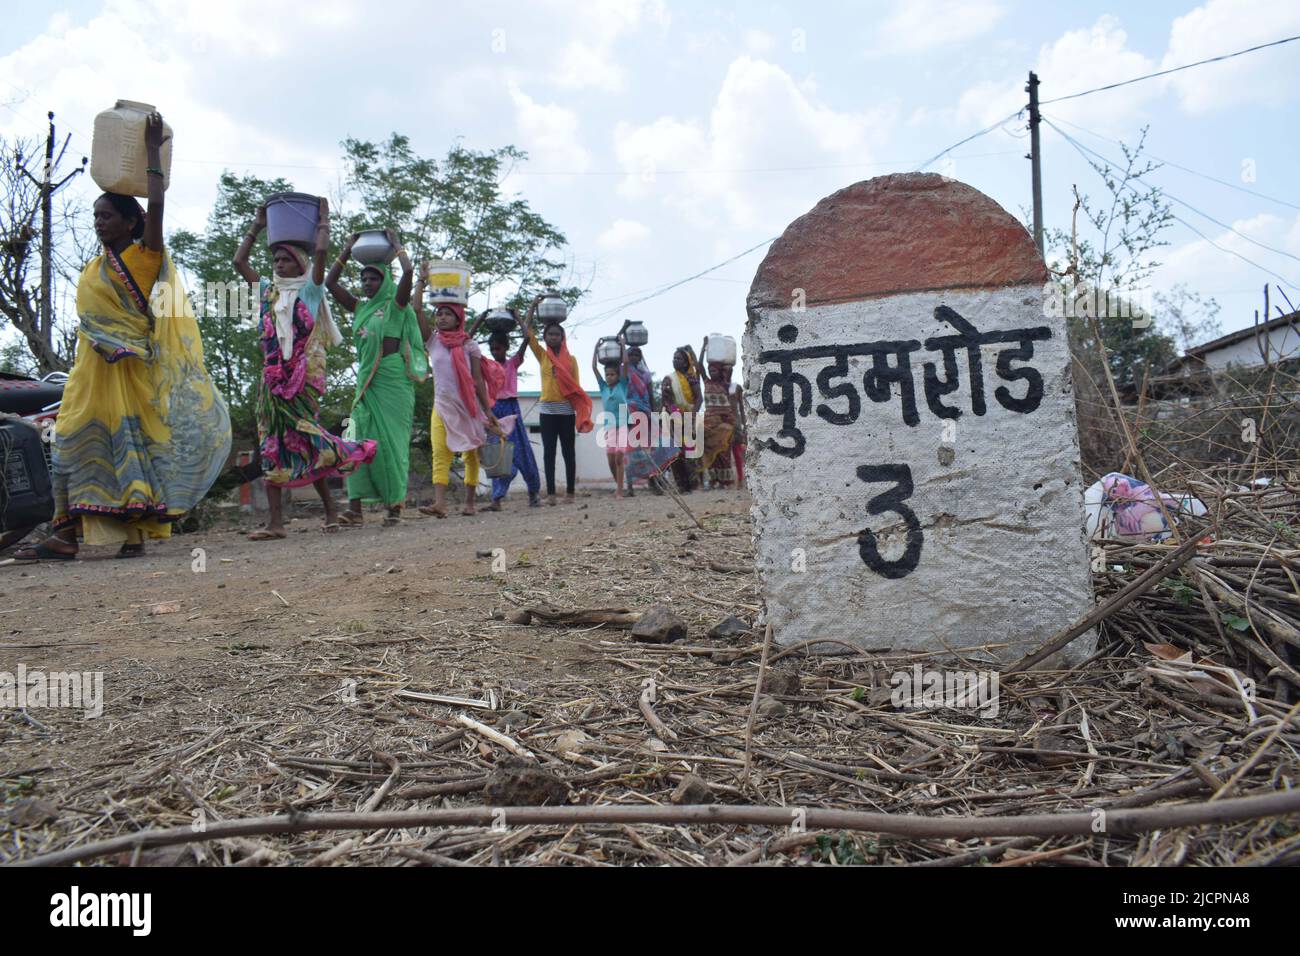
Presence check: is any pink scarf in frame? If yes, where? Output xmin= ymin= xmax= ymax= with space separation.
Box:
xmin=435 ymin=304 xmax=482 ymax=416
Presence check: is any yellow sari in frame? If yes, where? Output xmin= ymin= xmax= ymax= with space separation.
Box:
xmin=53 ymin=242 xmax=231 ymax=546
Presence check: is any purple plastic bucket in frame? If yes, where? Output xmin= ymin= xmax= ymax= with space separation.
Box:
xmin=265 ymin=192 xmax=320 ymax=249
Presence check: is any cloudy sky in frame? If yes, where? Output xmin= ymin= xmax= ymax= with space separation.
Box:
xmin=3 ymin=0 xmax=1298 ymax=386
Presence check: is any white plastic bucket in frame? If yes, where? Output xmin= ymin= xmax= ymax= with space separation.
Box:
xmin=707 ymin=334 xmax=737 ymax=366
xmin=426 ymin=260 xmax=471 ymax=304
xmin=91 ymin=100 xmax=173 ymax=197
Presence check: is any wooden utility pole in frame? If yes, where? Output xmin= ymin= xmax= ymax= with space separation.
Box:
xmin=1026 ymin=72 xmax=1044 ymax=257
xmin=18 ymin=112 xmax=86 ymax=357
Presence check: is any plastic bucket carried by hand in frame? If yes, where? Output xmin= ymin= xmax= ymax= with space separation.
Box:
xmin=265 ymin=192 xmax=320 ymax=249
xmin=480 ymin=414 xmax=517 ymax=478
xmin=427 ymin=260 xmax=471 ymax=305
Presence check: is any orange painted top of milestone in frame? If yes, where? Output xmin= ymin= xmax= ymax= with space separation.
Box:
xmin=747 ymin=173 xmax=1048 ymax=309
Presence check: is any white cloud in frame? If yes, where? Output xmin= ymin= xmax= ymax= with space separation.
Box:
xmin=744 ymin=29 xmax=775 ymax=55
xmin=955 ymin=4 xmax=1300 ymax=139
xmin=614 ymin=57 xmax=893 ymax=233
xmin=548 ymin=0 xmax=672 ymax=93
xmin=957 ymin=15 xmax=1159 ymax=133
xmin=875 ymin=0 xmax=1007 ymax=54
xmin=1155 ymin=212 xmax=1300 ymax=309
xmin=0 ymin=1 xmax=343 ymax=238
xmin=1163 ymin=0 xmax=1300 ymax=114
xmin=596 ymin=218 xmax=651 ymax=251
xmin=509 ymin=84 xmax=591 ymax=173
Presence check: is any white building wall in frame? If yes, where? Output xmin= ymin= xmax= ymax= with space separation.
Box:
xmin=514 ymin=392 xmax=615 ymax=487
xmin=1200 ymin=323 xmax=1300 ymax=371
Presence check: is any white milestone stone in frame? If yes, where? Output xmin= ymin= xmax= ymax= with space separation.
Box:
xmin=743 ymin=285 xmax=1095 ymax=665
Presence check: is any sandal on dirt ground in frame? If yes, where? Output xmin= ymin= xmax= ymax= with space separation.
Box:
xmin=382 ymin=513 xmax=402 ymax=527
xmin=418 ymin=506 xmax=447 ymax=518
xmin=116 ymin=543 xmax=144 ymax=559
xmin=247 ymin=528 xmax=287 ymax=541
xmin=337 ymin=511 xmax=364 ymax=527
xmin=322 ymin=522 xmax=341 ymax=534
xmin=12 ymin=542 xmax=76 ymax=562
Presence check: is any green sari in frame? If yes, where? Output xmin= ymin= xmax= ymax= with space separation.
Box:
xmin=345 ymin=267 xmax=428 ymax=506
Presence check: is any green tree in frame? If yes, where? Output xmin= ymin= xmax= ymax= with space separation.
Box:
xmin=336 ymin=135 xmax=583 ymax=319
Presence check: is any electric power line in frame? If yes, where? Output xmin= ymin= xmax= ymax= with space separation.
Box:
xmin=1044 ymin=113 xmax=1300 ymax=213
xmin=1041 ymin=33 xmax=1300 ymax=105
xmin=1043 ymin=118 xmax=1300 ymax=268
xmin=1045 ymin=118 xmax=1299 ymax=290
xmin=914 ymin=110 xmax=1023 ymax=172
xmin=570 ymin=236 xmax=778 ymax=327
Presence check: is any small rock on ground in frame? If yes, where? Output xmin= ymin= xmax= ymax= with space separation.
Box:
xmin=707 ymin=615 xmax=751 ymax=639
xmin=483 ymin=758 xmax=569 ymax=806
xmin=632 ymin=605 xmax=687 ymax=644
xmin=671 ymin=773 xmax=716 ymax=805
xmin=762 ymin=670 xmax=801 ymax=696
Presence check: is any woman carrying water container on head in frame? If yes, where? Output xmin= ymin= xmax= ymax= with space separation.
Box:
xmin=233 ymin=193 xmax=376 ymax=540
xmin=592 ymin=332 xmax=631 ymax=498
xmin=15 ymin=106 xmax=231 ymax=562
xmin=697 ymin=334 xmax=738 ymax=490
xmin=413 ymin=261 xmax=505 ymax=518
xmin=324 ymin=229 xmax=425 ymax=527
xmin=470 ymin=308 xmax=541 ymax=511
xmin=516 ymin=294 xmax=592 ymax=506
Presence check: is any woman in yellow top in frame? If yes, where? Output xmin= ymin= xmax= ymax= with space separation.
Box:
xmin=661 ymin=346 xmax=702 ymax=494
xmin=515 ymin=296 xmax=592 ymax=505
xmin=16 ymin=111 xmax=231 ymax=561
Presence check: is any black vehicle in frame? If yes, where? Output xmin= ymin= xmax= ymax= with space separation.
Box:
xmin=0 ymin=371 xmax=63 ymax=551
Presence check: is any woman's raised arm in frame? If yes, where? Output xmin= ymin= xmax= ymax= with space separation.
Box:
xmin=142 ymin=111 xmax=168 ymax=252
xmin=232 ymin=204 xmax=265 ymax=285
xmin=392 ymin=229 xmax=413 ymax=309
xmin=311 ymin=197 xmax=329 ymax=286
xmin=413 ymin=265 xmax=432 ymax=342
xmin=326 ymin=232 xmax=360 ymax=312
